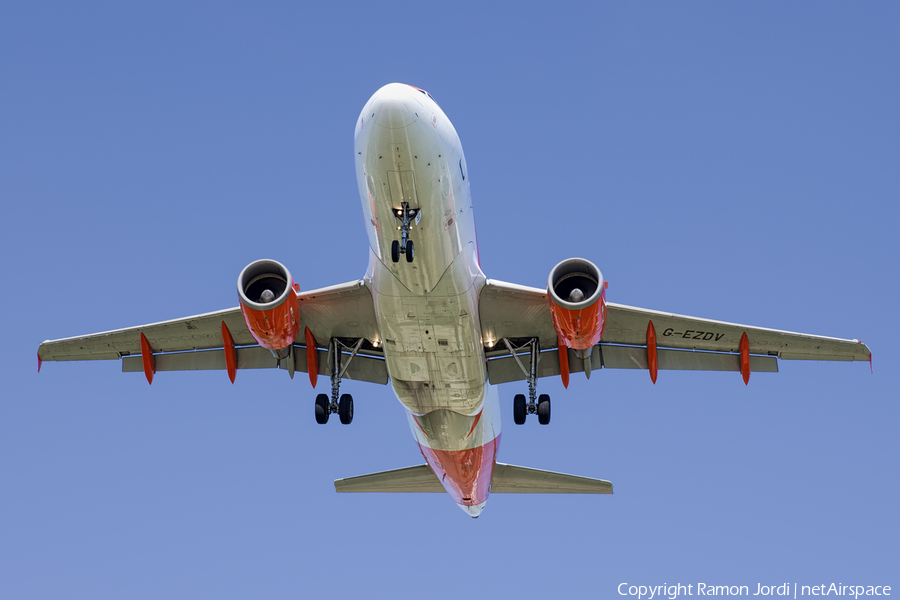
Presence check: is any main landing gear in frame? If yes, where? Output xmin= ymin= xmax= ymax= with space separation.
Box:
xmin=315 ymin=337 xmax=364 ymax=425
xmin=504 ymin=338 xmax=551 ymax=425
xmin=390 ymin=201 xmax=418 ymax=263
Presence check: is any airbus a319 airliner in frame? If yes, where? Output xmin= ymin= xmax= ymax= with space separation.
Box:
xmin=39 ymin=83 xmax=871 ymax=517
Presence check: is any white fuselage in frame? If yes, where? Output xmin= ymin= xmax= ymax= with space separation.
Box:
xmin=353 ymin=84 xmax=499 ymax=516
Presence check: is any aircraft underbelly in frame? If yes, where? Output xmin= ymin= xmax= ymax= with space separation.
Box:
xmin=372 ymin=247 xmax=486 ymax=416
xmin=354 ymin=85 xmax=499 ymax=511
xmin=356 ymin=92 xmax=486 ymax=418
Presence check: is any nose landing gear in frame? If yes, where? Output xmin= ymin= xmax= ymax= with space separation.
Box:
xmin=390 ymin=201 xmax=418 ymax=263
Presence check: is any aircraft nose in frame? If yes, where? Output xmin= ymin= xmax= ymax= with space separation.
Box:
xmin=373 ymin=83 xmax=420 ymax=129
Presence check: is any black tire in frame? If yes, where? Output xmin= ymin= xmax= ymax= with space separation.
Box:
xmin=391 ymin=240 xmax=400 ymax=263
xmin=537 ymin=394 xmax=551 ymax=425
xmin=513 ymin=394 xmax=527 ymax=425
xmin=339 ymin=393 xmax=354 ymax=425
xmin=405 ymin=240 xmax=414 ymax=262
xmin=315 ymin=394 xmax=330 ymax=424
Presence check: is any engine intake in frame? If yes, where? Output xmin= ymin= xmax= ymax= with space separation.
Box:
xmin=547 ymin=258 xmax=606 ymax=350
xmin=237 ymin=259 xmax=300 ymax=355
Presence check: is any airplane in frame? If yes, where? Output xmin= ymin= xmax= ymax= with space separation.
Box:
xmin=38 ymin=83 xmax=872 ymax=518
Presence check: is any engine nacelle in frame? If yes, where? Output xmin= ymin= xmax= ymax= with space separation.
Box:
xmin=237 ymin=259 xmax=300 ymax=356
xmin=547 ymin=258 xmax=606 ymax=351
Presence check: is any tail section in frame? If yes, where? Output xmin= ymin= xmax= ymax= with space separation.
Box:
xmin=334 ymin=464 xmax=444 ymax=493
xmin=334 ymin=463 xmax=612 ymax=495
xmin=491 ymin=463 xmax=612 ymax=494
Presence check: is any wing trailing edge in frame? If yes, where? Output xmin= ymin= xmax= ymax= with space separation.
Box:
xmin=487 ymin=344 xmax=779 ymax=384
xmin=120 ymin=345 xmax=388 ymax=385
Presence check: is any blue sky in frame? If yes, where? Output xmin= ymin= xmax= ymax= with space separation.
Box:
xmin=2 ymin=2 xmax=897 ymax=598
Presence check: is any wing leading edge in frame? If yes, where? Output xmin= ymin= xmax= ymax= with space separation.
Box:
xmin=38 ymin=280 xmax=387 ymax=384
xmin=479 ymin=279 xmax=871 ymax=383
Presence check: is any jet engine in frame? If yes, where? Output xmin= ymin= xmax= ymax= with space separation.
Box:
xmin=237 ymin=259 xmax=300 ymax=358
xmin=547 ymin=258 xmax=606 ymax=351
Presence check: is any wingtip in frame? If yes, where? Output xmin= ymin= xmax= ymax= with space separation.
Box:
xmin=857 ymin=340 xmax=873 ymax=373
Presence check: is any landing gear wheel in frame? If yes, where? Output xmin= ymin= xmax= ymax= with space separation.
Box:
xmin=315 ymin=393 xmax=330 ymax=424
xmin=339 ymin=393 xmax=354 ymax=424
xmin=405 ymin=240 xmax=414 ymax=263
xmin=537 ymin=394 xmax=551 ymax=425
xmin=513 ymin=394 xmax=527 ymax=425
xmin=391 ymin=240 xmax=400 ymax=263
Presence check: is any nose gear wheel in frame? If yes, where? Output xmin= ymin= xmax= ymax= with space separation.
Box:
xmin=391 ymin=201 xmax=419 ymax=263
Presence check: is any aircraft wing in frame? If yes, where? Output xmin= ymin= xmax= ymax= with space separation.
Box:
xmin=38 ymin=280 xmax=388 ymax=384
xmin=479 ymin=279 xmax=871 ymax=384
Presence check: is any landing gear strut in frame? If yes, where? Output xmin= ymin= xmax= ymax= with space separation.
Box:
xmin=391 ymin=201 xmax=418 ymax=263
xmin=314 ymin=337 xmax=364 ymax=425
xmin=504 ymin=338 xmax=550 ymax=425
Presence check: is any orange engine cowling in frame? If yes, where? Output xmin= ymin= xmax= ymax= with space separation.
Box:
xmin=547 ymin=258 xmax=606 ymax=351
xmin=237 ymin=259 xmax=300 ymax=357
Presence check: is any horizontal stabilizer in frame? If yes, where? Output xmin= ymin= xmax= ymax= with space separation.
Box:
xmin=491 ymin=463 xmax=613 ymax=494
xmin=334 ymin=463 xmax=612 ymax=494
xmin=335 ymin=464 xmax=445 ymax=493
